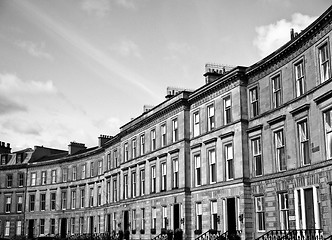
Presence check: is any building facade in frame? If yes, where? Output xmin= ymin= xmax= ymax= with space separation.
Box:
xmin=1 ymin=5 xmax=332 ymax=240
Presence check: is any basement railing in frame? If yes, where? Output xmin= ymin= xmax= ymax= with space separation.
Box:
xmin=255 ymin=229 xmax=323 ymax=240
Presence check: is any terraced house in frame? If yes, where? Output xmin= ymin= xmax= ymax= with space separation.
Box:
xmin=1 ymin=4 xmax=332 ymax=240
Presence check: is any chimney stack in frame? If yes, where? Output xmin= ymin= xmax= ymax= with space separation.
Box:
xmin=68 ymin=142 xmax=86 ymax=155
xmin=290 ymin=28 xmax=295 ymax=40
xmin=0 ymin=141 xmax=11 ymax=154
xmin=98 ymin=135 xmax=113 ymax=147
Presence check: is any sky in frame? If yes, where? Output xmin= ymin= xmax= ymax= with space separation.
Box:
xmin=0 ymin=0 xmax=330 ymax=152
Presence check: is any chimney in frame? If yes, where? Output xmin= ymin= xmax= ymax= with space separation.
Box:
xmin=204 ymin=63 xmax=234 ymax=84
xmin=0 ymin=141 xmax=11 ymax=154
xmin=165 ymin=86 xmax=186 ymax=99
xmin=290 ymin=28 xmax=295 ymax=40
xmin=98 ymin=135 xmax=113 ymax=147
xmin=68 ymin=142 xmax=86 ymax=155
xmin=143 ymin=105 xmax=154 ymax=113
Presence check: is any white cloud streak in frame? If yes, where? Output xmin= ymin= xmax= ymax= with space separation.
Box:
xmin=15 ymin=40 xmax=53 ymax=60
xmin=81 ymin=0 xmax=112 ymax=17
xmin=109 ymin=39 xmax=142 ymax=58
xmin=15 ymin=0 xmax=159 ymax=100
xmin=253 ymin=13 xmax=317 ymax=58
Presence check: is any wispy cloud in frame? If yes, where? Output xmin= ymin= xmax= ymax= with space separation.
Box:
xmin=15 ymin=40 xmax=53 ymax=60
xmin=0 ymin=95 xmax=27 ymax=115
xmin=3 ymin=118 xmax=42 ymax=135
xmin=109 ymin=39 xmax=142 ymax=58
xmin=253 ymin=13 xmax=317 ymax=58
xmin=115 ymin=0 xmax=135 ymax=9
xmin=166 ymin=42 xmax=192 ymax=61
xmin=81 ymin=0 xmax=112 ymax=17
xmin=14 ymin=0 xmax=159 ymax=100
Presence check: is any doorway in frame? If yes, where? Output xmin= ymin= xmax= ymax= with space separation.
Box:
xmin=173 ymin=204 xmax=180 ymax=230
xmin=89 ymin=216 xmax=94 ymax=234
xmin=227 ymin=198 xmax=236 ymax=234
xmin=124 ymin=211 xmax=129 ymax=231
xmin=28 ymin=219 xmax=34 ymax=238
xmin=107 ymin=214 xmax=111 ymax=233
xmin=60 ymin=218 xmax=67 ymax=238
xmin=304 ymin=188 xmax=315 ymax=228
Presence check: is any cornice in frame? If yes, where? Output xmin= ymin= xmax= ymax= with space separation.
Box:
xmin=289 ymin=104 xmax=310 ymax=115
xmin=267 ymin=115 xmax=286 ymax=125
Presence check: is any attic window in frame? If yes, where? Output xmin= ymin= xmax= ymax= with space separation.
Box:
xmin=1 ymin=154 xmax=8 ymax=165
xmin=16 ymin=153 xmax=23 ymax=164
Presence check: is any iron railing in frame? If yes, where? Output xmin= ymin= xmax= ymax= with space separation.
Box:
xmin=256 ymin=229 xmax=323 ymax=240
xmin=151 ymin=232 xmax=168 ymax=240
xmin=195 ymin=229 xmax=222 ymax=240
xmin=218 ymin=230 xmax=241 ymax=240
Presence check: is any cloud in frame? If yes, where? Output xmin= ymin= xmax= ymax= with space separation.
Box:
xmin=115 ymin=0 xmax=135 ymax=9
xmin=253 ymin=13 xmax=317 ymax=58
xmin=109 ymin=39 xmax=142 ymax=58
xmin=81 ymin=0 xmax=112 ymax=17
xmin=15 ymin=40 xmax=53 ymax=60
xmin=0 ymin=73 xmax=57 ymax=94
xmin=0 ymin=95 xmax=27 ymax=115
xmin=94 ymin=116 xmax=121 ymax=135
xmin=165 ymin=42 xmax=192 ymax=61
xmin=2 ymin=118 xmax=42 ymax=135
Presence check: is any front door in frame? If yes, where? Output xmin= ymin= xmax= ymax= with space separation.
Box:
xmin=28 ymin=219 xmax=34 ymax=238
xmin=227 ymin=198 xmax=236 ymax=234
xmin=61 ymin=218 xmax=67 ymax=238
xmin=173 ymin=204 xmax=180 ymax=230
xmin=304 ymin=188 xmax=315 ymax=228
xmin=124 ymin=211 xmax=129 ymax=231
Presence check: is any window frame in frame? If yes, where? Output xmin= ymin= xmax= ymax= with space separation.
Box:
xmin=223 ymin=96 xmax=232 ymax=125
xmin=271 ymin=73 xmax=282 ymax=109
xmin=225 ymin=143 xmax=234 ymax=180
xmin=172 ymin=118 xmax=179 ymax=142
xmin=294 ymin=58 xmax=305 ymax=97
xmin=249 ymin=86 xmax=259 ymax=118
xmin=274 ymin=128 xmax=286 ymax=171
xmin=193 ymin=111 xmax=200 ymax=137
xmin=318 ymin=40 xmax=331 ymax=83
xmin=207 ymin=104 xmax=215 ymax=131
xmin=255 ymin=196 xmax=266 ymax=232
xmin=252 ymin=137 xmax=263 ymax=177
xmin=324 ymin=109 xmax=332 ymax=160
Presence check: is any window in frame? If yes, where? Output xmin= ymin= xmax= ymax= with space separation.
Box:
xmin=5 ymin=221 xmax=10 ymax=236
xmin=90 ymin=162 xmax=94 ymax=177
xmin=295 ymin=60 xmax=305 ymax=97
xmin=113 ymin=150 xmax=118 ymax=167
xmin=279 ymin=193 xmax=289 ymax=230
xmin=225 ymin=144 xmax=234 ymax=180
xmin=112 ymin=213 xmax=117 ymax=231
xmin=140 ymin=134 xmax=145 ymax=155
xmin=1 ymin=154 xmax=8 ymax=165
xmin=62 ymin=168 xmax=68 ymax=182
xmin=97 ymin=186 xmax=102 ymax=206
xmin=89 ymin=187 xmax=94 ymax=207
xmin=131 ymin=172 xmax=136 ymax=198
xmin=62 ymin=191 xmax=67 ymax=209
xmin=80 ymin=189 xmax=85 ymax=208
xmin=81 ymin=164 xmax=86 ymax=179
xmin=16 ymin=220 xmax=22 ymax=236
xmin=29 ymin=194 xmax=35 ymax=212
xmin=255 ymin=196 xmax=265 ymax=231
xmin=319 ymin=42 xmax=330 ymax=82
xmin=71 ymin=190 xmax=76 ymax=209
xmin=151 ymin=129 xmax=156 ymax=151
xmin=274 ymin=129 xmax=286 ymax=171
xmin=162 ymin=206 xmax=167 ymax=228
xmin=123 ymin=175 xmax=128 ymax=199
xmin=152 ymin=207 xmax=157 ymax=229
xmin=40 ymin=193 xmax=46 ymax=211
xmin=98 ymin=160 xmax=103 ymax=175
xmin=71 ymin=218 xmax=75 ymax=234
xmin=17 ymin=196 xmax=23 ymax=212
xmin=106 ymin=181 xmax=110 ymax=203
xmin=124 ymin=143 xmax=129 ymax=161
xmin=173 ymin=158 xmax=179 ymax=189
xmin=50 ymin=219 xmax=56 ymax=234
xmin=40 ymin=219 xmax=45 ymax=235
xmin=324 ymin=109 xmax=332 ymax=159
xmin=16 ymin=153 xmax=23 ymax=164
xmin=196 ymin=202 xmax=202 ymax=231
xmin=113 ymin=179 xmax=117 ymax=202
xmin=31 ymin=172 xmax=36 ymax=186
xmin=79 ymin=217 xmax=84 ymax=234
xmin=132 ymin=138 xmax=137 ymax=158
xmin=18 ymin=173 xmax=24 ymax=187
xmin=51 ymin=169 xmax=57 ymax=183
xmin=7 ymin=174 xmax=12 ymax=188
xmin=272 ymin=75 xmax=282 ymax=108
xmin=41 ymin=171 xmax=46 ymax=185
xmin=140 ymin=169 xmax=145 ymax=196
xmin=250 ymin=87 xmax=259 ymax=117
xmin=207 ymin=104 xmax=215 ymax=131
xmin=211 ymin=201 xmax=218 ymax=230
xmin=161 ymin=162 xmax=167 ymax=191
xmin=194 ymin=154 xmax=201 ymax=186
xmin=72 ymin=166 xmax=77 ymax=181
xmin=252 ymin=138 xmax=262 ymax=176
xmin=5 ymin=196 xmax=11 ymax=213
xmin=161 ymin=124 xmax=167 ymax=147
xmin=224 ymin=96 xmax=232 ymax=124
xmin=141 ymin=208 xmax=146 ymax=230
xmin=193 ymin=112 xmax=200 ymax=137
xmin=208 ymin=149 xmax=216 ymax=183
xmin=107 ymin=153 xmax=111 ymax=170
xmin=132 ymin=209 xmax=137 ymax=230
xmin=298 ymin=120 xmax=310 ymax=165
xmin=151 ymin=166 xmax=156 ymax=193
xmin=172 ymin=119 xmax=178 ymax=142
xmin=51 ymin=192 xmax=56 ymax=210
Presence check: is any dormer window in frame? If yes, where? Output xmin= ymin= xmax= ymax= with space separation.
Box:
xmin=1 ymin=154 xmax=8 ymax=165
xmin=16 ymin=153 xmax=23 ymax=164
